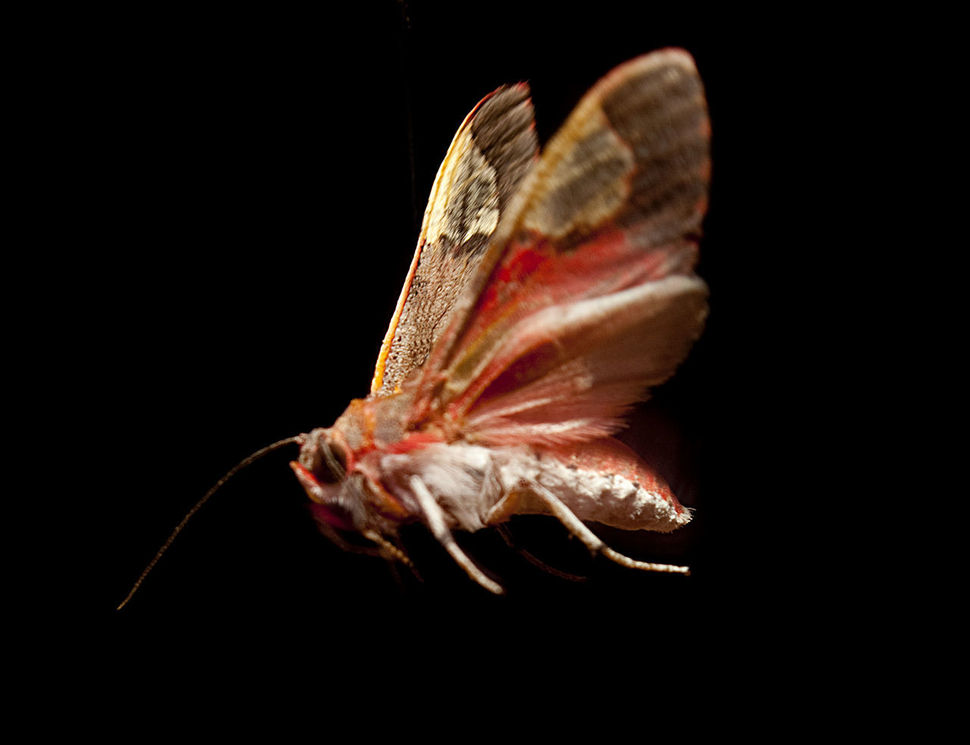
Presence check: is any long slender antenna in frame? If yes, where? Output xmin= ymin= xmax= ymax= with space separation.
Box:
xmin=116 ymin=435 xmax=303 ymax=610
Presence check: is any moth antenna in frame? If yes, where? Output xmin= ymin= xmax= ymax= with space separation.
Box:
xmin=116 ymin=435 xmax=304 ymax=610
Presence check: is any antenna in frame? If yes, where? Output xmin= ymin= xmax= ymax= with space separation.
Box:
xmin=116 ymin=435 xmax=303 ymax=610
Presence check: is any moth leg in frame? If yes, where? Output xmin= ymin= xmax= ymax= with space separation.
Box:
xmin=494 ymin=524 xmax=588 ymax=583
xmin=523 ymin=478 xmax=690 ymax=576
xmin=409 ymin=476 xmax=504 ymax=595
xmin=361 ymin=530 xmax=423 ymax=591
xmin=362 ymin=530 xmax=419 ymax=575
xmin=316 ymin=520 xmax=382 ymax=558
xmin=484 ymin=488 xmax=524 ymax=525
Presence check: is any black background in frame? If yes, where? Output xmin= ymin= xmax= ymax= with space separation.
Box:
xmin=20 ymin=0 xmax=873 ymax=724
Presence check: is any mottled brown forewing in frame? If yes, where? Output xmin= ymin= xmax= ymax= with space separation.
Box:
xmin=370 ymin=85 xmax=538 ymax=396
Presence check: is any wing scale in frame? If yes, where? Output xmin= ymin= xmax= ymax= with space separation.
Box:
xmin=371 ymin=84 xmax=538 ymax=396
xmin=405 ymin=50 xmax=710 ymax=446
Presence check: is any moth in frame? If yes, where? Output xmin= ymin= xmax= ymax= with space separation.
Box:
xmin=120 ymin=49 xmax=710 ymax=606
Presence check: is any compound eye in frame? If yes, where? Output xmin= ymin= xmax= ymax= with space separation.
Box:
xmin=297 ymin=430 xmax=349 ymax=484
xmin=319 ymin=439 xmax=348 ymax=483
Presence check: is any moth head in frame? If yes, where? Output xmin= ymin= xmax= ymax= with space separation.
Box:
xmin=289 ymin=427 xmax=356 ymax=530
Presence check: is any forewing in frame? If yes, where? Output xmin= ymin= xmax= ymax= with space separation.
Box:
xmin=409 ymin=50 xmax=711 ymax=445
xmin=370 ymin=85 xmax=538 ymax=396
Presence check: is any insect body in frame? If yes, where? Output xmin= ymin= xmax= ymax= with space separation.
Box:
xmin=289 ymin=49 xmax=710 ymax=593
xmin=119 ymin=49 xmax=710 ymax=607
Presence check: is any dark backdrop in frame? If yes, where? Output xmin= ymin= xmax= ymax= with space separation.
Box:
xmin=28 ymin=0 xmax=859 ymax=720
